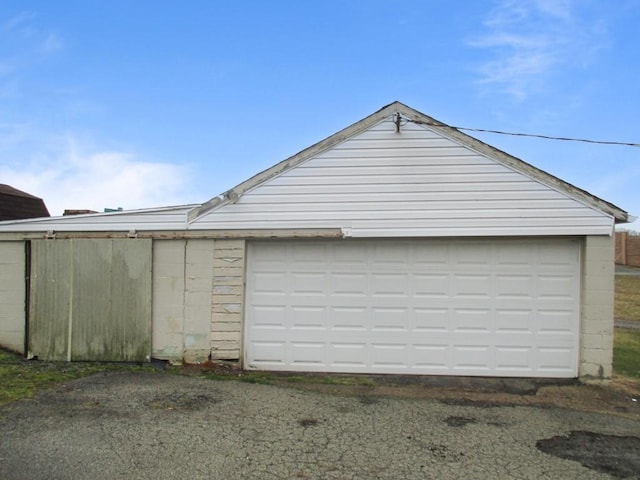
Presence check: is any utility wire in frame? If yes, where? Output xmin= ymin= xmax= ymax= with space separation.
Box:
xmin=403 ymin=117 xmax=640 ymax=148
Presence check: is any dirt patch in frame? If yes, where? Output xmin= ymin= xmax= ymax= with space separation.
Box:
xmin=357 ymin=395 xmax=380 ymax=405
xmin=145 ymin=392 xmax=220 ymax=410
xmin=298 ymin=418 xmax=319 ymax=427
xmin=537 ymin=431 xmax=640 ymax=478
xmin=445 ymin=415 xmax=476 ymax=427
xmin=426 ymin=443 xmax=465 ymax=462
xmin=282 ymin=376 xmax=640 ymax=420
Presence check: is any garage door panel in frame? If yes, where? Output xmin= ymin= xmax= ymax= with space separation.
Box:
xmin=454 ymin=243 xmax=491 ymax=265
xmin=250 ymin=306 xmax=287 ymax=328
xmin=495 ymin=311 xmax=535 ymax=332
xmin=250 ymin=342 xmax=287 ymax=366
xmin=413 ymin=273 xmax=450 ymax=297
xmin=413 ymin=244 xmax=450 ymax=265
xmin=291 ymin=306 xmax=326 ymax=329
xmin=246 ymin=239 xmax=580 ymax=377
xmin=537 ymin=347 xmax=575 ymax=372
xmin=372 ymin=343 xmax=409 ymax=368
xmin=538 ymin=311 xmax=574 ymax=332
xmin=291 ymin=272 xmax=327 ymax=295
xmin=452 ymin=274 xmax=492 ymax=297
xmin=331 ymin=307 xmax=368 ymax=330
xmin=330 ymin=343 xmax=367 ymax=369
xmin=412 ymin=344 xmax=449 ymax=369
xmin=253 ymin=272 xmax=287 ymax=294
xmin=330 ymin=273 xmax=368 ymax=296
xmin=497 ymin=245 xmax=534 ymax=266
xmin=371 ymin=307 xmax=409 ymax=331
xmin=332 ymin=241 xmax=367 ymax=260
xmin=495 ymin=274 xmax=534 ymax=296
xmin=495 ymin=347 xmax=533 ymax=371
xmin=538 ymin=243 xmax=577 ymax=265
xmin=452 ymin=345 xmax=492 ymax=370
xmin=371 ymin=273 xmax=409 ymax=296
xmin=452 ymin=309 xmax=492 ymax=332
xmin=291 ymin=342 xmax=327 ymax=366
xmin=413 ymin=308 xmax=449 ymax=331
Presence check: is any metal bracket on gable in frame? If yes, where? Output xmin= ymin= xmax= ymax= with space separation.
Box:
xmin=394 ymin=112 xmax=402 ymax=133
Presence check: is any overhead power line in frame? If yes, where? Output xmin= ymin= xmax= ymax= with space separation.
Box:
xmin=400 ymin=116 xmax=640 ymax=148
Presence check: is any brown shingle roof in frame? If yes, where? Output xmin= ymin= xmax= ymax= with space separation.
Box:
xmin=0 ymin=184 xmax=50 ymax=220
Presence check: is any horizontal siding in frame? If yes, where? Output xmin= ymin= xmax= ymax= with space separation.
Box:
xmin=0 ymin=205 xmax=195 ymax=232
xmin=192 ymin=120 xmax=613 ymax=236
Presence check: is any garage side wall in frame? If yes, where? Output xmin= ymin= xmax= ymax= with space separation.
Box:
xmin=184 ymin=239 xmax=216 ymax=363
xmin=211 ymin=239 xmax=245 ymax=361
xmin=580 ymin=235 xmax=615 ymax=380
xmin=152 ymin=239 xmax=216 ymax=364
xmin=0 ymin=241 xmax=26 ymax=354
xmin=152 ymin=240 xmax=187 ymax=362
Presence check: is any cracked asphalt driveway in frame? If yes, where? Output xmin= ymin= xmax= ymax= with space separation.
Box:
xmin=1 ymin=372 xmax=639 ymax=479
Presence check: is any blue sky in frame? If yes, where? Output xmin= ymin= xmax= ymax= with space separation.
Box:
xmin=1 ymin=0 xmax=639 ymax=229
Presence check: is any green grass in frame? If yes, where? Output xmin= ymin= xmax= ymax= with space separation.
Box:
xmin=0 ymin=349 xmax=158 ymax=407
xmin=190 ymin=368 xmax=375 ymax=386
xmin=615 ymin=275 xmax=640 ymax=321
xmin=278 ymin=374 xmax=376 ymax=386
xmin=613 ymin=329 xmax=640 ymax=378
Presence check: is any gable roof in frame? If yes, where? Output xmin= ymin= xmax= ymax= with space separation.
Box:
xmin=0 ymin=184 xmax=50 ymax=221
xmin=0 ymin=102 xmax=629 ymax=237
xmin=188 ymin=101 xmax=628 ymax=225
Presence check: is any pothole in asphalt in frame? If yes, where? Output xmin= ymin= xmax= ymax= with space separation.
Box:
xmin=357 ymin=396 xmax=380 ymax=405
xmin=426 ymin=443 xmax=465 ymax=461
xmin=536 ymin=430 xmax=640 ymax=479
xmin=298 ymin=418 xmax=319 ymax=427
xmin=445 ymin=416 xmax=476 ymax=427
xmin=145 ymin=393 xmax=220 ymax=410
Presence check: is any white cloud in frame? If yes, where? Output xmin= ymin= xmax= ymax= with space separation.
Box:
xmin=41 ymin=32 xmax=63 ymax=53
xmin=0 ymin=136 xmax=194 ymax=216
xmin=0 ymin=11 xmax=194 ymax=217
xmin=469 ymin=0 xmax=608 ymax=99
xmin=1 ymin=11 xmax=36 ymax=33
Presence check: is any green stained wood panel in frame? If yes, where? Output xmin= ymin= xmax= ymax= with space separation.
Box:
xmin=29 ymin=240 xmax=72 ymax=361
xmin=29 ymin=238 xmax=152 ymax=362
xmin=71 ymin=239 xmax=152 ymax=361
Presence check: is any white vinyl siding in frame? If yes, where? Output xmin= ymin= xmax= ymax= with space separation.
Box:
xmin=193 ymin=121 xmax=612 ymax=236
xmin=245 ymin=238 xmax=581 ymax=378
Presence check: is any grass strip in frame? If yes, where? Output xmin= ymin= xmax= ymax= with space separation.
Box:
xmin=613 ymin=329 xmax=640 ymax=378
xmin=615 ymin=276 xmax=640 ymax=321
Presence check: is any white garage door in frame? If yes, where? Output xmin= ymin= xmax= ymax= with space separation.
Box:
xmin=245 ymin=239 xmax=580 ymax=377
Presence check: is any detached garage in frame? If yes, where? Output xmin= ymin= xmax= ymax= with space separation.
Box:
xmin=0 ymin=102 xmax=630 ymax=381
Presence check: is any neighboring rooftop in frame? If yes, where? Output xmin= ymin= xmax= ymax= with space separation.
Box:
xmin=0 ymin=184 xmax=50 ymax=221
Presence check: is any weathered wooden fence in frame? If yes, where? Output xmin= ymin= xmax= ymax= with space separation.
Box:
xmin=615 ymin=231 xmax=640 ymax=267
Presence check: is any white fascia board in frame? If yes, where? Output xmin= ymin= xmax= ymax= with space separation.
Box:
xmin=0 ymin=204 xmax=199 ymax=232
